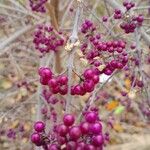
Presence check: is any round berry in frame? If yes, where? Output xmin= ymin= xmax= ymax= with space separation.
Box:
xmin=48 ymin=144 xmax=59 ymax=150
xmin=83 ymin=69 xmax=94 ymax=79
xmin=31 ymin=132 xmax=41 ymax=144
xmin=48 ymin=78 xmax=58 ymax=88
xmin=85 ymin=112 xmax=97 ymax=123
xmin=84 ymin=144 xmax=96 ymax=150
xmin=83 ymin=80 xmax=95 ymax=92
xmin=92 ymin=135 xmax=104 ymax=146
xmin=57 ymin=124 xmax=68 ymax=136
xmin=66 ymin=141 xmax=77 ymax=150
xmin=59 ymin=75 xmax=68 ymax=85
xmin=90 ymin=122 xmax=102 ymax=134
xmin=63 ymin=114 xmax=75 ymax=126
xmin=34 ymin=121 xmax=45 ymax=132
xmin=69 ymin=126 xmax=81 ymax=140
xmin=80 ymin=122 xmax=89 ymax=135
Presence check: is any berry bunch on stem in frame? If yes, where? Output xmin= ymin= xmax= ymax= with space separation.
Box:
xmin=31 ymin=112 xmax=108 ymax=150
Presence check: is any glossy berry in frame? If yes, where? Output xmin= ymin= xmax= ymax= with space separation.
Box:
xmin=66 ymin=141 xmax=77 ymax=150
xmin=80 ymin=122 xmax=89 ymax=134
xmin=34 ymin=121 xmax=45 ymax=132
xmin=69 ymin=126 xmax=81 ymax=140
xmin=31 ymin=132 xmax=41 ymax=144
xmin=58 ymin=75 xmax=68 ymax=85
xmin=83 ymin=80 xmax=95 ymax=92
xmin=83 ymin=69 xmax=94 ymax=79
xmin=48 ymin=78 xmax=58 ymax=88
xmin=63 ymin=114 xmax=75 ymax=126
xmin=48 ymin=144 xmax=59 ymax=150
xmin=84 ymin=144 xmax=96 ymax=150
xmin=92 ymin=135 xmax=104 ymax=146
xmin=85 ymin=112 xmax=97 ymax=123
xmin=57 ymin=124 xmax=68 ymax=136
xmin=89 ymin=122 xmax=102 ymax=134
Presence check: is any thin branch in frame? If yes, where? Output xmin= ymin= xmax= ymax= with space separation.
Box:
xmin=0 ymin=3 xmax=40 ymax=19
xmin=66 ymin=5 xmax=81 ymax=113
xmin=0 ymin=19 xmax=45 ymax=54
xmin=133 ymin=6 xmax=150 ymax=10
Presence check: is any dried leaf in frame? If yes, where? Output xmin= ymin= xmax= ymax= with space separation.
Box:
xmin=106 ymin=100 xmax=119 ymax=111
xmin=0 ymin=79 xmax=12 ymax=90
xmin=80 ymin=58 xmax=88 ymax=66
xmin=20 ymin=87 xmax=28 ymax=96
xmin=125 ymin=78 xmax=131 ymax=89
xmin=11 ymin=120 xmax=19 ymax=128
xmin=113 ymin=123 xmax=124 ymax=132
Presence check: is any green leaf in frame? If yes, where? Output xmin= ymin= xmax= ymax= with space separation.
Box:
xmin=114 ymin=105 xmax=125 ymax=115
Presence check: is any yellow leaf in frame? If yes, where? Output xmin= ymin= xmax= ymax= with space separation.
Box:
xmin=0 ymin=63 xmax=4 ymax=69
xmin=125 ymin=78 xmax=131 ymax=89
xmin=24 ymin=123 xmax=31 ymax=131
xmin=11 ymin=120 xmax=19 ymax=128
xmin=20 ymin=87 xmax=28 ymax=96
xmin=98 ymin=65 xmax=106 ymax=71
xmin=106 ymin=100 xmax=119 ymax=111
xmin=0 ymin=79 xmax=12 ymax=89
xmin=128 ymin=90 xmax=136 ymax=99
xmin=76 ymin=49 xmax=84 ymax=57
xmin=113 ymin=123 xmax=124 ymax=132
xmin=22 ymin=138 xmax=28 ymax=143
xmin=80 ymin=58 xmax=88 ymax=66
xmin=31 ymin=107 xmax=36 ymax=114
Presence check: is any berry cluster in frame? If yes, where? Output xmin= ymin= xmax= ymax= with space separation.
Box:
xmin=31 ymin=112 xmax=107 ymax=149
xmin=7 ymin=129 xmax=16 ymax=139
xmin=123 ymin=0 xmax=135 ymax=10
xmin=120 ymin=14 xmax=144 ymax=33
xmin=71 ymin=68 xmax=99 ymax=95
xmin=48 ymin=75 xmax=68 ymax=95
xmin=39 ymin=67 xmax=68 ymax=95
xmin=81 ymin=20 xmax=96 ymax=34
xmin=33 ymin=25 xmax=64 ymax=53
xmin=80 ymin=20 xmax=128 ymax=76
xmin=31 ymin=121 xmax=46 ymax=146
xmin=42 ymin=89 xmax=60 ymax=105
xmin=4 ymin=124 xmax=25 ymax=140
xmin=114 ymin=9 xmax=122 ymax=19
xmin=102 ymin=58 xmax=128 ymax=75
xmin=29 ymin=0 xmax=47 ymax=13
xmin=39 ymin=67 xmax=100 ymax=96
xmin=118 ymin=1 xmax=144 ymax=33
xmin=40 ymin=105 xmax=59 ymax=122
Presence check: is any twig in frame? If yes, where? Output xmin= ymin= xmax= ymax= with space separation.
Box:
xmin=0 ymin=19 xmax=45 ymax=54
xmin=60 ymin=0 xmax=74 ymax=28
xmin=0 ymin=3 xmax=40 ymax=19
xmin=66 ymin=4 xmax=81 ymax=113
xmin=133 ymin=6 xmax=150 ymax=10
